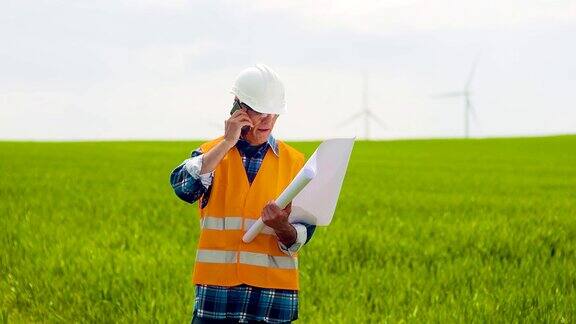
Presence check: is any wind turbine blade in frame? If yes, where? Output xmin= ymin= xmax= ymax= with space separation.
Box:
xmin=465 ymin=53 xmax=481 ymax=90
xmin=430 ymin=91 xmax=465 ymax=99
xmin=336 ymin=111 xmax=364 ymax=127
xmin=367 ymin=111 xmax=386 ymax=128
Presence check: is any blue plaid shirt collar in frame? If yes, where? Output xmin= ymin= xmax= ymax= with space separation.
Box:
xmin=236 ymin=134 xmax=279 ymax=158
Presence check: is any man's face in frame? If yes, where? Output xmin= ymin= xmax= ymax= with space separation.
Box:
xmin=243 ymin=108 xmax=279 ymax=145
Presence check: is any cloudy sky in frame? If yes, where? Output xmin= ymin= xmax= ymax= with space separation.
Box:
xmin=1 ymin=0 xmax=575 ymax=140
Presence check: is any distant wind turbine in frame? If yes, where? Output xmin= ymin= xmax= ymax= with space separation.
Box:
xmin=432 ymin=56 xmax=480 ymax=138
xmin=337 ymin=73 xmax=386 ymax=140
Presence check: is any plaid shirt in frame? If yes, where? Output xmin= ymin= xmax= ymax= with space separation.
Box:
xmin=194 ymin=284 xmax=298 ymax=323
xmin=170 ymin=135 xmax=315 ymax=323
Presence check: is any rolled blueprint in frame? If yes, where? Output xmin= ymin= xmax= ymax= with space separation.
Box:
xmin=242 ymin=167 xmax=316 ymax=243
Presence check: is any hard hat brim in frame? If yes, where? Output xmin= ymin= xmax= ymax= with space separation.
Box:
xmin=230 ymin=90 xmax=287 ymax=115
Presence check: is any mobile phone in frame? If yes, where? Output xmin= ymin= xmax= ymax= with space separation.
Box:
xmin=230 ymin=100 xmax=251 ymax=136
xmin=230 ymin=99 xmax=242 ymax=115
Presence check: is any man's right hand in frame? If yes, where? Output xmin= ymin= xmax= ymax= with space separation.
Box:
xmin=223 ymin=108 xmax=253 ymax=148
xmin=200 ymin=109 xmax=253 ymax=174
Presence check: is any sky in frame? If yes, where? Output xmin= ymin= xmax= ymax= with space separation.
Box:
xmin=1 ymin=0 xmax=575 ymax=140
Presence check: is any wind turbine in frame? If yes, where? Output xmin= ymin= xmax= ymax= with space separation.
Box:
xmin=432 ymin=56 xmax=480 ymax=138
xmin=337 ymin=73 xmax=385 ymax=140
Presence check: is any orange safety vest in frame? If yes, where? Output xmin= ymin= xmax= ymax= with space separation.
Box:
xmin=192 ymin=137 xmax=305 ymax=290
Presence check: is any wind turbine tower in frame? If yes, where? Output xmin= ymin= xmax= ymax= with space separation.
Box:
xmin=432 ymin=56 xmax=480 ymax=138
xmin=338 ymin=73 xmax=385 ymax=140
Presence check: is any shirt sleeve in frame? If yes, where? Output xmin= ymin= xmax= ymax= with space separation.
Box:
xmin=170 ymin=148 xmax=214 ymax=204
xmin=184 ymin=154 xmax=214 ymax=189
xmin=278 ymin=222 xmax=317 ymax=256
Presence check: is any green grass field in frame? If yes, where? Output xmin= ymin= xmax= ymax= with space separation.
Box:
xmin=1 ymin=136 xmax=576 ymax=323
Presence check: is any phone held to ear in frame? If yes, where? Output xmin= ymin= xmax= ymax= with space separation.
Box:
xmin=230 ymin=100 xmax=251 ymax=136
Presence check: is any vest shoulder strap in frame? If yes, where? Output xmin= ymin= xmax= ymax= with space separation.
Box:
xmin=277 ymin=140 xmax=305 ymax=168
xmin=200 ymin=137 xmax=305 ymax=168
xmin=199 ymin=136 xmax=225 ymax=153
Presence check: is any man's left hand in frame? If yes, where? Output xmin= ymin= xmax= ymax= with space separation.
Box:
xmin=261 ymin=201 xmax=297 ymax=247
xmin=261 ymin=201 xmax=292 ymax=230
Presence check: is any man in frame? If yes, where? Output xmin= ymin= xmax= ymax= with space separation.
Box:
xmin=170 ymin=64 xmax=316 ymax=323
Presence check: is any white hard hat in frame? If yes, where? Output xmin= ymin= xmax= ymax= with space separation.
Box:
xmin=230 ymin=64 xmax=287 ymax=115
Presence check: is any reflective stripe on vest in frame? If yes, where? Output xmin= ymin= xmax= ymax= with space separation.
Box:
xmin=196 ymin=249 xmax=298 ymax=269
xmin=200 ymin=216 xmax=275 ymax=235
xmin=199 ymin=216 xmax=243 ymax=230
xmin=196 ymin=249 xmax=237 ymax=263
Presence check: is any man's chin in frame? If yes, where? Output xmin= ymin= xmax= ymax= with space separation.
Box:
xmin=254 ymin=129 xmax=270 ymax=139
xmin=246 ymin=130 xmax=270 ymax=145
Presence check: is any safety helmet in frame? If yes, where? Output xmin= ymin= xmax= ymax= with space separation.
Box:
xmin=230 ymin=64 xmax=287 ymax=115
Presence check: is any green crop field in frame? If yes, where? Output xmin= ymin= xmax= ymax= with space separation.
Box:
xmin=1 ymin=136 xmax=576 ymax=323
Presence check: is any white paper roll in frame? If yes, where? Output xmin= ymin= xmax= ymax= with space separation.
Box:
xmin=275 ymin=167 xmax=316 ymax=208
xmin=242 ymin=167 xmax=316 ymax=243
